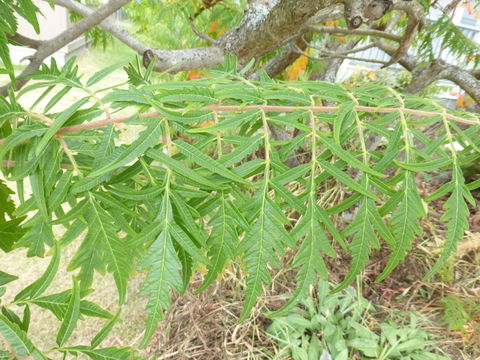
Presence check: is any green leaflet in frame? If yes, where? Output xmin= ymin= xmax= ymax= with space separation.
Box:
xmin=159 ymin=93 xmax=218 ymax=104
xmin=139 ymin=227 xmax=182 ymax=348
xmin=188 ymin=110 xmax=261 ymax=133
xmin=395 ymin=157 xmax=451 ymax=172
xmin=237 ymin=185 xmax=289 ymax=321
xmin=270 ymin=163 xmax=310 ymax=186
xmin=35 ymin=96 xmax=90 ymax=156
xmin=0 ymin=124 xmax=47 ymax=162
xmin=270 ymin=199 xmax=331 ymax=316
xmin=0 ymin=271 xmax=17 ymax=286
xmin=89 ymin=121 xmax=163 ymax=178
xmin=60 ymin=346 xmax=133 ymax=360
xmin=0 ymin=216 xmax=26 ymax=252
xmin=318 ymin=134 xmax=385 ymax=178
xmin=219 ymin=134 xmax=263 ymax=167
xmin=170 ymin=223 xmax=209 ymax=264
xmin=29 ymin=171 xmax=49 ymax=221
xmin=44 ymin=86 xmax=72 ymax=113
xmin=334 ymin=199 xmax=380 ymax=292
xmin=146 ymin=148 xmax=219 ymax=188
xmin=93 ymin=191 xmax=139 ymax=218
xmin=15 ymin=243 xmax=60 ymax=301
xmin=87 ymin=62 xmax=127 ymax=87
xmin=333 ymin=102 xmax=355 ymax=145
xmin=174 ymin=140 xmax=250 ymax=185
xmin=0 ymin=314 xmax=35 ymax=357
xmin=16 ymin=215 xmax=54 ymax=257
xmin=424 ymin=166 xmax=470 ymax=279
xmin=93 ymin=124 xmax=117 ymax=169
xmin=84 ymin=197 xmax=131 ymax=304
xmin=170 ymin=191 xmax=208 ymax=248
xmin=91 ymin=309 xmax=121 ymax=348
xmin=56 ymin=277 xmax=81 ymax=346
xmin=26 ymin=290 xmax=112 ymax=321
xmin=197 ymin=192 xmax=238 ymax=292
xmin=376 ymin=172 xmax=425 ymax=282
xmin=108 ymin=184 xmax=164 ymax=201
xmin=318 ymin=160 xmax=378 ymax=200
xmin=47 ymin=170 xmax=72 ymax=212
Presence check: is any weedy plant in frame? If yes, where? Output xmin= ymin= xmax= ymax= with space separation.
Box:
xmin=0 ymin=53 xmax=479 ymax=358
xmin=267 ymin=280 xmax=450 ymax=360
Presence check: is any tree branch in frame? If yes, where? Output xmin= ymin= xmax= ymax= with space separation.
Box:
xmin=294 ymin=45 xmax=388 ymax=65
xmin=53 ymin=0 xmax=148 ymax=55
xmin=308 ymin=25 xmax=402 ymax=42
xmin=7 ymin=33 xmax=43 ymax=49
xmin=382 ymin=0 xmax=426 ymax=67
xmin=52 ymin=104 xmax=480 ymax=134
xmin=377 ymin=41 xmax=480 ymax=103
xmin=305 ymin=40 xmax=375 ymax=56
xmin=0 ymin=0 xmax=131 ymax=96
xmin=189 ymin=18 xmax=218 ymax=45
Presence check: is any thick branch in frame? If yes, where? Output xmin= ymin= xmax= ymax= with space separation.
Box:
xmin=254 ymin=5 xmax=344 ymax=79
xmin=404 ymin=59 xmax=446 ymax=94
xmin=220 ymin=0 xmax=337 ymax=64
xmin=441 ymin=65 xmax=480 ymax=104
xmin=143 ymin=47 xmax=225 ymax=73
xmin=7 ymin=33 xmax=43 ymax=49
xmin=144 ymin=0 xmax=342 ymax=72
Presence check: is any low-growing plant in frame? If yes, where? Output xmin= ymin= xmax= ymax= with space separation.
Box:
xmin=267 ymin=280 xmax=450 ymax=360
xmin=0 ymin=53 xmax=479 ymax=358
xmin=441 ymin=294 xmax=480 ymax=333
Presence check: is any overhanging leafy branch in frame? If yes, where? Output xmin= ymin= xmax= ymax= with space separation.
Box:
xmin=0 ymin=68 xmax=479 ymax=356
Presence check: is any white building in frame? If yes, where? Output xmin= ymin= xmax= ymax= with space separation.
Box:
xmin=9 ymin=1 xmax=91 ymax=66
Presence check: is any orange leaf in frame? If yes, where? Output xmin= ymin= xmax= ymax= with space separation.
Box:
xmin=199 ymin=121 xmax=215 ymax=128
xmin=456 ymin=94 xmax=475 ymax=108
xmin=208 ymin=19 xmax=221 ymax=34
xmin=325 ymin=20 xmax=340 ymax=27
xmin=187 ymin=69 xmax=202 ymax=80
xmin=285 ymin=53 xmax=309 ymax=81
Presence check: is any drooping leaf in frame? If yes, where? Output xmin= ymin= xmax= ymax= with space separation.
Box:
xmin=56 ymin=277 xmax=81 ymax=346
xmin=15 ymin=243 xmax=60 ymax=301
xmin=138 ymin=192 xmax=182 ymax=347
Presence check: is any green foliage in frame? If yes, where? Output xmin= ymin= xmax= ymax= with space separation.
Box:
xmin=0 ymin=0 xmax=41 ymax=86
xmin=418 ymin=15 xmax=480 ymax=68
xmin=267 ymin=281 xmax=450 ymax=360
xmin=0 ymin=56 xmax=477 ymax=356
xmin=441 ymin=294 xmax=480 ymax=332
xmin=123 ymin=0 xmax=245 ymax=51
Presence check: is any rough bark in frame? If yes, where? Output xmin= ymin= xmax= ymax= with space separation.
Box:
xmin=219 ymin=0 xmax=337 ymax=64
